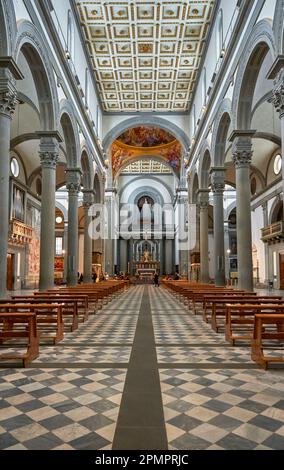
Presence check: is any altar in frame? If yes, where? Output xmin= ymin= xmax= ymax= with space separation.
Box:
xmin=134 ymin=248 xmax=160 ymax=279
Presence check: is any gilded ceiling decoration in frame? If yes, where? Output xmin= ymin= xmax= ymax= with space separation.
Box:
xmin=76 ymin=1 xmax=216 ymax=112
xmin=117 ymin=126 xmax=175 ymax=147
xmin=111 ymin=137 xmax=182 ymax=176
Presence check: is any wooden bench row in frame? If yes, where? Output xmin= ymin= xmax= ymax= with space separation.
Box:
xmin=0 ymin=280 xmax=129 ymax=367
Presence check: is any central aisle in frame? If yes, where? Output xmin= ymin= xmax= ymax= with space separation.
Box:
xmin=0 ymin=285 xmax=284 ymax=450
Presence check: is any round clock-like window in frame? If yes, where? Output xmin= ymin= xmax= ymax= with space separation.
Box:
xmin=10 ymin=157 xmax=20 ymax=178
xmin=273 ymin=154 xmax=282 ymax=175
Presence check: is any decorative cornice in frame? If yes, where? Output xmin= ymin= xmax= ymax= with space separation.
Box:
xmin=38 ymin=133 xmax=60 ymax=169
xmin=0 ymin=81 xmax=17 ymax=118
xmin=0 ymin=57 xmax=24 ymax=80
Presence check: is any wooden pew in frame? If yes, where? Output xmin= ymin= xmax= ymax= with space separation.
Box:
xmin=251 ymin=313 xmax=284 ymax=369
xmin=0 ymin=303 xmax=64 ymax=344
xmin=206 ymin=296 xmax=282 ymax=331
xmin=0 ymin=312 xmax=39 ymax=367
xmin=225 ymin=303 xmax=284 ymax=345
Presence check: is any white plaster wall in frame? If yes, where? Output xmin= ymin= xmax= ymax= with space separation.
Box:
xmin=257 ymin=0 xmax=277 ymax=22
xmin=14 ymin=0 xmax=31 ymax=21
xmin=252 ymin=51 xmax=274 ymax=110
xmin=17 ymin=52 xmax=40 ymax=110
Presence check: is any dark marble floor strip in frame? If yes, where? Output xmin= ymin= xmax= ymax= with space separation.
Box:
xmin=112 ymin=286 xmax=167 ymax=450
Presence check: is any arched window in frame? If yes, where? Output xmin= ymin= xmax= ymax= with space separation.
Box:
xmin=85 ymin=68 xmax=90 ymax=109
xmin=216 ymin=10 xmax=223 ymax=61
xmin=67 ymin=10 xmax=75 ymax=59
xmin=202 ymin=68 xmax=207 ymax=106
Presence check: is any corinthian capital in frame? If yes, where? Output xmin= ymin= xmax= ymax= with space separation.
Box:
xmin=267 ymin=56 xmax=284 ymax=119
xmin=66 ymin=168 xmax=82 ymax=195
xmin=82 ymin=190 xmax=94 ymax=208
xmin=0 ymin=57 xmax=23 ymax=119
xmin=271 ymin=68 xmax=284 ymax=118
xmin=197 ymin=189 xmax=209 ymax=210
xmin=229 ymin=130 xmax=255 ymax=169
xmin=210 ymin=167 xmax=225 ymax=194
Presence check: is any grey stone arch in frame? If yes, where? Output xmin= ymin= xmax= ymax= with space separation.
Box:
xmin=0 ymin=0 xmax=17 ymax=56
xmin=55 ymin=200 xmax=68 ymax=221
xmin=81 ymin=143 xmax=94 ymax=190
xmin=198 ymin=143 xmax=212 ymax=189
xmin=103 ymin=116 xmax=191 ymax=181
xmin=103 ymin=116 xmax=191 ymax=153
xmin=249 ymin=164 xmax=266 ymax=192
xmin=225 ymin=201 xmax=237 ymax=222
xmin=59 ymin=100 xmax=80 ymax=168
xmin=119 ymin=175 xmax=174 ymax=204
xmin=14 ymin=21 xmax=59 ymax=131
xmin=131 ymin=186 xmax=167 ymax=230
xmin=273 ymin=0 xmax=284 ymax=54
xmin=232 ymin=19 xmax=276 ymax=130
xmin=211 ymin=99 xmax=232 ymax=167
xmin=269 ymin=195 xmax=283 ymax=224
xmin=114 ymin=154 xmax=177 ymax=181
xmin=189 ymin=171 xmax=199 ymax=204
xmin=27 ymin=166 xmax=41 ymax=189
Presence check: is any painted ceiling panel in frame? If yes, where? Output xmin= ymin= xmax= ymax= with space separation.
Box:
xmin=76 ymin=0 xmax=216 ymax=112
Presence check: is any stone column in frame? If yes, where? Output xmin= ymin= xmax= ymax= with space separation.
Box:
xmin=63 ymin=221 xmax=68 ymax=284
xmin=129 ymin=238 xmax=134 ymax=275
xmin=0 ymin=59 xmax=22 ymax=298
xmin=104 ymin=188 xmax=117 ymax=275
xmin=262 ymin=201 xmax=270 ymax=285
xmin=267 ymin=58 xmax=284 ymax=218
xmin=160 ymin=238 xmax=164 ymax=275
xmin=83 ymin=190 xmax=94 ymax=283
xmin=165 ymin=239 xmax=173 ymax=275
xmin=66 ymin=168 xmax=81 ymax=286
xmin=229 ymin=130 xmax=255 ymax=292
xmin=38 ymin=133 xmax=62 ymax=291
xmin=211 ymin=167 xmax=226 ymax=286
xmin=120 ymin=239 xmax=127 ymax=273
xmin=198 ymin=190 xmax=210 ymax=283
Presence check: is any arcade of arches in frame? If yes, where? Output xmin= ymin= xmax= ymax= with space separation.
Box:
xmin=1 ymin=0 xmax=284 ymax=452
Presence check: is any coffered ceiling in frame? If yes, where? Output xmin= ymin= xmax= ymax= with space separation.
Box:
xmin=76 ymin=1 xmax=216 ymax=113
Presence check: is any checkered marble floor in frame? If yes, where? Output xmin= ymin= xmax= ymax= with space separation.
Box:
xmin=153 ymin=286 xmax=284 ymax=450
xmin=1 ymin=284 xmax=284 ymax=450
xmin=0 ymin=368 xmax=126 ymax=450
xmin=0 ymin=286 xmax=143 ymax=450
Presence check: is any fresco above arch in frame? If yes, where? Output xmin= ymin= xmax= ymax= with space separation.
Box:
xmin=111 ymin=126 xmax=182 ymax=177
